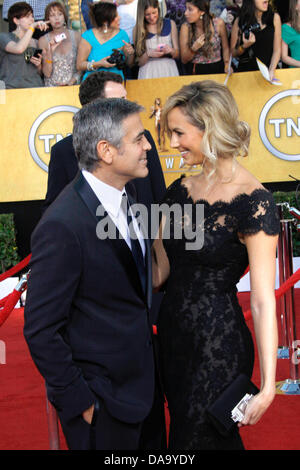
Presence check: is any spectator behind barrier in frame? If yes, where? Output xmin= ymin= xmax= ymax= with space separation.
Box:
xmin=180 ymin=0 xmax=231 ymax=75
xmin=219 ymin=0 xmax=243 ymax=35
xmin=0 ymin=2 xmax=49 ymax=89
xmin=133 ymin=0 xmax=179 ymax=79
xmin=164 ymin=0 xmax=187 ymax=30
xmin=39 ymin=2 xmax=81 ymax=87
xmin=76 ymin=2 xmax=135 ymax=81
xmin=281 ymin=0 xmax=300 ymax=68
xmin=230 ymin=0 xmax=281 ymax=80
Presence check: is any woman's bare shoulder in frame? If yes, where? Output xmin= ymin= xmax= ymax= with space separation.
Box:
xmin=237 ymin=165 xmax=265 ymax=195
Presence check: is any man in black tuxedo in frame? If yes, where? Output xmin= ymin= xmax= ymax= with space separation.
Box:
xmin=24 ymin=98 xmax=166 ymax=450
xmin=44 ymin=71 xmax=166 ymax=221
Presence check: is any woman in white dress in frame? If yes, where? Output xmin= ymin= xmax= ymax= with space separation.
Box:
xmin=133 ymin=0 xmax=179 ymax=79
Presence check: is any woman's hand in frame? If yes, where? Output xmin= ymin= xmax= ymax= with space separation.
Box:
xmin=238 ymin=389 xmax=275 ymax=428
xmin=30 ymin=53 xmax=42 ymax=69
xmin=224 ymin=62 xmax=233 ymax=74
xmin=161 ymin=44 xmax=173 ymax=56
xmin=191 ymin=33 xmax=205 ymax=52
xmin=242 ymin=31 xmax=256 ymax=49
xmin=122 ymin=40 xmax=134 ymax=57
xmin=31 ymin=20 xmax=50 ymax=32
xmin=148 ymin=49 xmax=165 ymax=58
xmin=97 ymin=55 xmax=118 ymax=68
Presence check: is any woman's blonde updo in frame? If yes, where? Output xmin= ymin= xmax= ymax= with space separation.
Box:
xmin=162 ymin=80 xmax=251 ymax=170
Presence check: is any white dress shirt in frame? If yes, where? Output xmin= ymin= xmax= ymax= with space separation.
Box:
xmin=82 ymin=170 xmax=145 ymax=257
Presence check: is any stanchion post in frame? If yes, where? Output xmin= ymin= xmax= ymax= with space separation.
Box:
xmin=283 ymin=221 xmax=299 ymax=381
xmin=278 ymin=219 xmax=300 ymax=395
xmin=46 ymin=396 xmax=60 ymax=450
xmin=277 ymin=205 xmax=289 ymax=358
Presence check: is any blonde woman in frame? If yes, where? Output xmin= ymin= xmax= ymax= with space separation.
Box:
xmin=152 ymin=81 xmax=279 ymax=450
xmin=133 ymin=0 xmax=179 ymax=79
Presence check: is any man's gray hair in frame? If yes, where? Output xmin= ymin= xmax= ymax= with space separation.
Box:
xmin=73 ymin=98 xmax=144 ymax=172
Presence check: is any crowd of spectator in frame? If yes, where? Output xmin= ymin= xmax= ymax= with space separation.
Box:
xmin=0 ymin=0 xmax=299 ymax=89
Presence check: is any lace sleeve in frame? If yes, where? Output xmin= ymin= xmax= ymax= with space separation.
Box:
xmin=238 ymin=189 xmax=280 ymax=236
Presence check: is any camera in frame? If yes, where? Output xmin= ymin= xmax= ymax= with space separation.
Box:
xmin=24 ymin=47 xmax=42 ymax=63
xmin=54 ymin=33 xmax=67 ymax=43
xmin=107 ymin=49 xmax=126 ymax=70
xmin=241 ymin=22 xmax=261 ymax=40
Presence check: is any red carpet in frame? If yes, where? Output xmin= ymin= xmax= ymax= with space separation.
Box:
xmin=0 ymin=291 xmax=299 ymax=450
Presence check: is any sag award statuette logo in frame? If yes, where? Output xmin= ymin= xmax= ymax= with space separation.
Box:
xmin=28 ymin=105 xmax=79 ymax=172
xmin=259 ymin=88 xmax=300 ymax=162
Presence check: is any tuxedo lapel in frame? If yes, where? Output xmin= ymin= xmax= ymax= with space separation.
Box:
xmin=74 ymin=173 xmax=150 ymax=305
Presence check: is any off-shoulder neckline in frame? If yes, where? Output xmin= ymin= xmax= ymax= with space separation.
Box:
xmin=177 ymin=175 xmax=270 ymax=208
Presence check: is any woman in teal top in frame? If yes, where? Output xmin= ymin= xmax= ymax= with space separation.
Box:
xmin=281 ymin=0 xmax=300 ymax=68
xmin=77 ymin=2 xmax=134 ymax=81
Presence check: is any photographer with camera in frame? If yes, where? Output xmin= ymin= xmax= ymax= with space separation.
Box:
xmin=38 ymin=2 xmax=81 ymax=87
xmin=0 ymin=2 xmax=49 ymax=89
xmin=77 ymin=2 xmax=134 ymax=81
xmin=230 ymin=0 xmax=281 ymax=80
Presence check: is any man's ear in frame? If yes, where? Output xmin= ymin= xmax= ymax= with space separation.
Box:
xmin=96 ymin=140 xmax=113 ymax=164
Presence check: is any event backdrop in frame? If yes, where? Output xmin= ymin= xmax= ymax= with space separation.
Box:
xmin=0 ymin=68 xmax=299 ymax=203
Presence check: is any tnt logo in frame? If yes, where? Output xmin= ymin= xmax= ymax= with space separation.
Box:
xmin=28 ymin=105 xmax=79 ymax=172
xmin=259 ymin=89 xmax=300 ymax=162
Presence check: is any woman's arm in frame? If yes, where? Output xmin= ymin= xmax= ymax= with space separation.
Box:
xmin=268 ymin=12 xmax=282 ymax=80
xmin=281 ymin=39 xmax=300 ymax=67
xmin=5 ymin=20 xmax=49 ymax=55
xmin=162 ymin=19 xmax=179 ymax=60
xmin=122 ymin=39 xmax=135 ymax=66
xmin=152 ymin=218 xmax=170 ymax=289
xmin=179 ymin=22 xmax=202 ymax=64
xmin=39 ymin=35 xmax=54 ymax=78
xmin=217 ymin=18 xmax=231 ymax=72
xmin=239 ymin=230 xmax=278 ymax=427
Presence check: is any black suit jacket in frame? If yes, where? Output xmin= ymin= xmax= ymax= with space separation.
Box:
xmin=44 ymin=131 xmax=166 ymax=218
xmin=24 ymin=172 xmax=155 ymax=424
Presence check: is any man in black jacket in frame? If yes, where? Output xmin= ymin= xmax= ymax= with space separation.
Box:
xmin=24 ymin=98 xmax=166 ymax=450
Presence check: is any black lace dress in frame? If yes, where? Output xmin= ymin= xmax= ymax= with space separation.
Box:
xmin=157 ymin=176 xmax=280 ymax=450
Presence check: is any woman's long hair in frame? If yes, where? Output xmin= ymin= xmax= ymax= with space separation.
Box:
xmin=186 ymin=1 xmax=214 ymax=58
xmin=288 ymin=0 xmax=300 ymax=33
xmin=134 ymin=0 xmax=163 ymax=58
xmin=238 ymin=0 xmax=274 ymax=29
